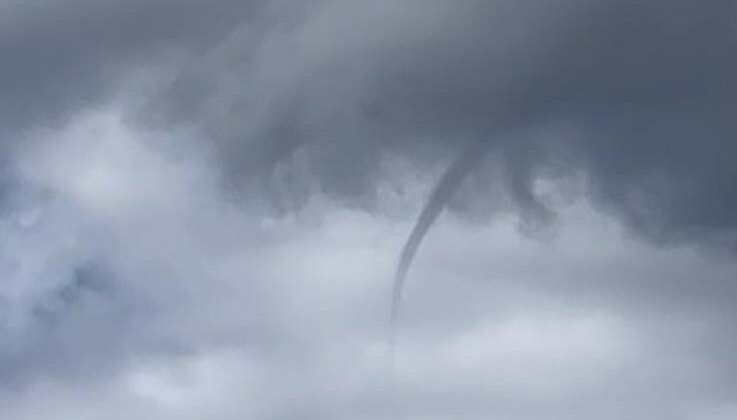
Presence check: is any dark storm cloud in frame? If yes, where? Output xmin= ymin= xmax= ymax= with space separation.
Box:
xmin=145 ymin=0 xmax=737 ymax=248
xmin=0 ymin=0 xmax=732 ymax=244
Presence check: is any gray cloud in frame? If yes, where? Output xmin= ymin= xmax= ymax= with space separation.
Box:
xmin=0 ymin=0 xmax=263 ymax=143
xmin=1 ymin=1 xmax=737 ymax=419
xmin=143 ymin=0 xmax=737 ymax=246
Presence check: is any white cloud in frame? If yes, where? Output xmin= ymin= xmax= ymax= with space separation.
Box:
xmin=5 ymin=116 xmax=736 ymax=419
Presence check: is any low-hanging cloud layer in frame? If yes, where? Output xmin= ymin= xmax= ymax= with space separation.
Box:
xmin=2 ymin=1 xmax=737 ymax=419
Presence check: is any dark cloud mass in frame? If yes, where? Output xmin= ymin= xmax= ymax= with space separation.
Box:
xmin=147 ymin=0 xmax=737 ymax=245
xmin=1 ymin=1 xmax=737 ymax=419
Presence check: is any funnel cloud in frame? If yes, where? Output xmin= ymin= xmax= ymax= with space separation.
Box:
xmin=391 ymin=140 xmax=489 ymax=345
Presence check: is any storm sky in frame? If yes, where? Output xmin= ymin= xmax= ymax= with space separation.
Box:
xmin=2 ymin=1 xmax=737 ymax=419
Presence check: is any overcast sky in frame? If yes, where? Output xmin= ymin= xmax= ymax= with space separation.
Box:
xmin=2 ymin=1 xmax=737 ymax=419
